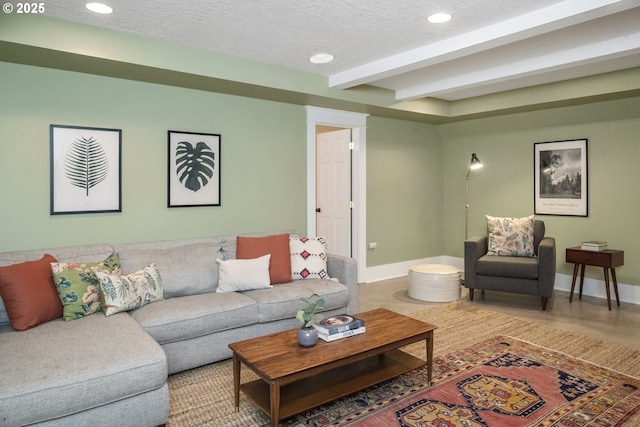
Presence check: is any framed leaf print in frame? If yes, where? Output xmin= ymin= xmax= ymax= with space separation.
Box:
xmin=50 ymin=124 xmax=122 ymax=215
xmin=168 ymin=130 xmax=221 ymax=207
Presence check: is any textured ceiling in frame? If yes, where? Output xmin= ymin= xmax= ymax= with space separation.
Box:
xmin=42 ymin=0 xmax=640 ymax=102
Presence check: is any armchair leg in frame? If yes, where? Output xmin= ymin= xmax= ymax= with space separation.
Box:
xmin=541 ymin=297 xmax=548 ymax=311
xmin=469 ymin=289 xmax=474 ymax=301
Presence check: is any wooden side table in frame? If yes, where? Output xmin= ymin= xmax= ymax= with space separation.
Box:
xmin=566 ymin=247 xmax=624 ymax=310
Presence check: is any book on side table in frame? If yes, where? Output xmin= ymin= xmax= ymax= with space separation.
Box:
xmin=581 ymin=240 xmax=608 ymax=251
xmin=314 ymin=314 xmax=365 ymax=342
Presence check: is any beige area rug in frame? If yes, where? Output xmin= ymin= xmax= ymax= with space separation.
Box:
xmin=166 ymin=302 xmax=640 ymax=427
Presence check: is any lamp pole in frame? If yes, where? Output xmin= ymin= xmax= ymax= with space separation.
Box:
xmin=465 ymin=153 xmax=482 ymax=240
xmin=465 ymin=168 xmax=471 ymax=240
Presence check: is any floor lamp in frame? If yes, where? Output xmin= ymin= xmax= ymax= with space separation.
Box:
xmin=465 ymin=153 xmax=483 ymax=240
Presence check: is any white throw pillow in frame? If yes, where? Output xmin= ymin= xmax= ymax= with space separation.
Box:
xmin=290 ymin=237 xmax=329 ymax=280
xmin=216 ymin=254 xmax=272 ymax=292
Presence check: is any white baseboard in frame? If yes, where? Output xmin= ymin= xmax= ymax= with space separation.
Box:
xmin=553 ymin=273 xmax=640 ymax=305
xmin=365 ymin=257 xmax=640 ymax=305
xmin=364 ymin=256 xmax=463 ymax=283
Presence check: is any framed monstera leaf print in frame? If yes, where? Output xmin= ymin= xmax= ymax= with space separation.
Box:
xmin=50 ymin=124 xmax=122 ymax=215
xmin=168 ymin=130 xmax=221 ymax=207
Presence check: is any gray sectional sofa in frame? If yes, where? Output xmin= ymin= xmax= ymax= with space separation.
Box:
xmin=0 ymin=233 xmax=358 ymax=427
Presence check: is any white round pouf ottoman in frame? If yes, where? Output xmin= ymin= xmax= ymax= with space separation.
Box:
xmin=408 ymin=264 xmax=462 ymax=302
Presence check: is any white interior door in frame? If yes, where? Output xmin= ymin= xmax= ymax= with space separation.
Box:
xmin=316 ymin=128 xmax=351 ymax=257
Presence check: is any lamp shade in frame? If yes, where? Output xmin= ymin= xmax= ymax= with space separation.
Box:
xmin=470 ymin=153 xmax=482 ymax=170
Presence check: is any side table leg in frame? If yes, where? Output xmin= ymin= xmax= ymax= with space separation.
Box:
xmin=232 ymin=354 xmax=240 ymax=411
xmin=578 ymin=264 xmax=586 ymax=299
xmin=611 ymin=268 xmax=621 ymax=307
xmin=426 ymin=332 xmax=434 ymax=386
xmin=569 ymin=264 xmax=579 ymax=303
xmin=603 ymin=267 xmax=612 ymax=310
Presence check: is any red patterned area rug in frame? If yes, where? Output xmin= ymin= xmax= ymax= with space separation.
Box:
xmin=279 ymin=336 xmax=640 ymax=427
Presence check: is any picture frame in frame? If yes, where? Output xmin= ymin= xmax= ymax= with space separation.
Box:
xmin=168 ymin=130 xmax=221 ymax=207
xmin=50 ymin=124 xmax=122 ymax=215
xmin=534 ymin=138 xmax=588 ymax=217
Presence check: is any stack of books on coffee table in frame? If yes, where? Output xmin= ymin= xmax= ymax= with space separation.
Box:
xmin=313 ymin=314 xmax=365 ymax=342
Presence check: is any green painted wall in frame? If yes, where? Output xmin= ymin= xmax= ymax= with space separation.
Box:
xmin=0 ymin=61 xmax=448 ymax=268
xmin=0 ymin=62 xmax=307 ymax=251
xmin=439 ymin=97 xmax=640 ymax=285
xmin=366 ymin=116 xmax=444 ymax=265
xmin=2 ymin=60 xmax=639 ymax=289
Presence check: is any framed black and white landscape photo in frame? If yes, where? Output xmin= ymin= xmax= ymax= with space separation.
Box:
xmin=168 ymin=131 xmax=221 ymax=207
xmin=50 ymin=125 xmax=122 ymax=215
xmin=534 ymin=139 xmax=588 ymax=217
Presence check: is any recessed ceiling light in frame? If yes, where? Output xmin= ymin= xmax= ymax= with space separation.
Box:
xmin=86 ymin=2 xmax=113 ymax=14
xmin=427 ymin=13 xmax=451 ymax=23
xmin=309 ymin=53 xmax=334 ymax=64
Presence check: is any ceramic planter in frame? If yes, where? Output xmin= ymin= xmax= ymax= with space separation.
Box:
xmin=297 ymin=327 xmax=318 ymax=347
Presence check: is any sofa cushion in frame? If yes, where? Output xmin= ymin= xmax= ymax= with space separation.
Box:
xmin=244 ymin=279 xmax=350 ymax=323
xmin=96 ymin=263 xmax=164 ymax=316
xmin=0 ymin=245 xmax=115 ymax=267
xmin=237 ymin=233 xmax=292 ymax=284
xmin=216 ymin=255 xmax=272 ymax=292
xmin=0 ymin=254 xmax=62 ymax=331
xmin=0 ymin=313 xmax=167 ymax=426
xmin=130 ymin=292 xmax=259 ymax=345
xmin=290 ymin=236 xmax=329 ymax=280
xmin=476 ymin=255 xmax=539 ymax=280
xmin=486 ymin=215 xmax=536 ymax=257
xmin=117 ymin=243 xmax=222 ymax=298
xmin=51 ymin=255 xmax=121 ymax=321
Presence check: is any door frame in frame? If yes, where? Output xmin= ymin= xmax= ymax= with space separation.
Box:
xmin=305 ymin=106 xmax=368 ymax=282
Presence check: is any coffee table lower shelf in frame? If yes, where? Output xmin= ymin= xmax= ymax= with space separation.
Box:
xmin=240 ymin=349 xmax=424 ymax=421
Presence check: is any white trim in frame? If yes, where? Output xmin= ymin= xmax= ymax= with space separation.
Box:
xmin=365 ymin=257 xmax=640 ymax=306
xmin=553 ymin=272 xmax=640 ymax=306
xmin=365 ymin=256 xmax=463 ymax=283
xmin=306 ymin=106 xmax=368 ymax=282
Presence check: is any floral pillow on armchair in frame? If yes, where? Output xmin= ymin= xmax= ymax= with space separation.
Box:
xmin=486 ymin=215 xmax=536 ymax=257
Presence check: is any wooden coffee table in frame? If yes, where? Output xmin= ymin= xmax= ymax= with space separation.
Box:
xmin=228 ymin=308 xmax=436 ymax=427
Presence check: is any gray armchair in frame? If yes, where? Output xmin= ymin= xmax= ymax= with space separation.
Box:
xmin=464 ymin=220 xmax=556 ymax=310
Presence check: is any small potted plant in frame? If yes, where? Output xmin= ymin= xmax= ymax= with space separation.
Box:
xmin=296 ymin=292 xmax=325 ymax=347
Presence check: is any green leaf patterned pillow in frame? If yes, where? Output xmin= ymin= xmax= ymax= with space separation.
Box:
xmin=51 ymin=255 xmax=121 ymax=321
xmin=95 ymin=263 xmax=164 ymax=316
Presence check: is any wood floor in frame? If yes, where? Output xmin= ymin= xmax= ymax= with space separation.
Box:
xmin=358 ymin=276 xmax=640 ymax=351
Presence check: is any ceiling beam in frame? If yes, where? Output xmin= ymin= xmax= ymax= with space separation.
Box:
xmin=397 ymin=32 xmax=640 ymax=101
xmin=328 ymin=0 xmax=634 ymax=91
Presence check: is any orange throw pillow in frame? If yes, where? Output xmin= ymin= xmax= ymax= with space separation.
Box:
xmin=0 ymin=254 xmax=62 ymax=331
xmin=236 ymin=234 xmax=292 ymax=284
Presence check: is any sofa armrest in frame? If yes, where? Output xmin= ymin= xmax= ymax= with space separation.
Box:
xmin=464 ymin=236 xmax=488 ymax=288
xmin=327 ymin=254 xmax=358 ymax=314
xmin=537 ymin=236 xmax=556 ymax=297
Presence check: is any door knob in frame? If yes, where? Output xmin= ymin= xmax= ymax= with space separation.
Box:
xmin=316 ymin=208 xmax=321 ymax=213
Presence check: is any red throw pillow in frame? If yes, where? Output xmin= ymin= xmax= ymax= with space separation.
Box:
xmin=236 ymin=234 xmax=292 ymax=284
xmin=0 ymin=254 xmax=62 ymax=331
